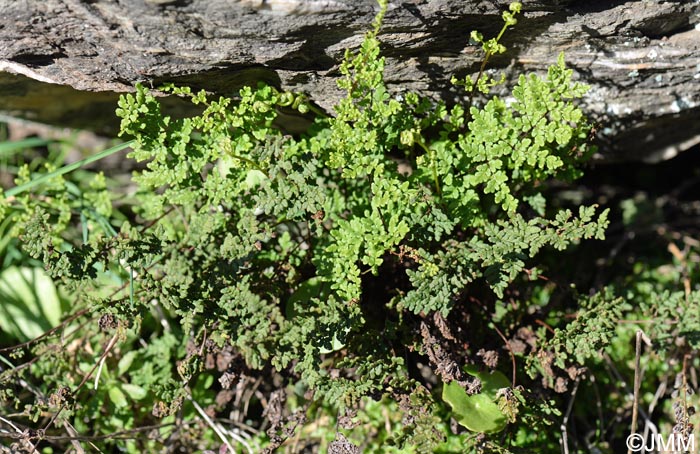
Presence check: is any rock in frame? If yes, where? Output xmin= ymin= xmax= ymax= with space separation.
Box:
xmin=0 ymin=0 xmax=698 ymax=161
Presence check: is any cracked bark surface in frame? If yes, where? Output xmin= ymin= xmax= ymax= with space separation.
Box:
xmin=1 ymin=0 xmax=699 ymax=161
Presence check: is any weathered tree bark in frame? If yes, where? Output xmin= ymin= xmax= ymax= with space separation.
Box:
xmin=1 ymin=0 xmax=699 ymax=161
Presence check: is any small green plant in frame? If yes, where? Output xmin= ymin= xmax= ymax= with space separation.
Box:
xmin=7 ymin=1 xmax=676 ymax=453
xmin=441 ymin=366 xmax=511 ymax=433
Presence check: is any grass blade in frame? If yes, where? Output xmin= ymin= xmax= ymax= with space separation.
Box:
xmin=4 ymin=140 xmax=134 ymax=198
xmin=0 ymin=137 xmax=58 ymax=157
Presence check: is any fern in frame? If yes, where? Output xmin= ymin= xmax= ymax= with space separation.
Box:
xmin=0 ymin=1 xmax=619 ymax=451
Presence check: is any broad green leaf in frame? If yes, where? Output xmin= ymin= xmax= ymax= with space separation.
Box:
xmin=121 ymin=383 xmax=147 ymax=401
xmin=0 ymin=267 xmax=62 ymax=342
xmin=108 ymin=386 xmax=128 ymax=408
xmin=117 ymin=351 xmax=138 ymax=376
xmin=441 ymin=366 xmax=510 ymax=433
